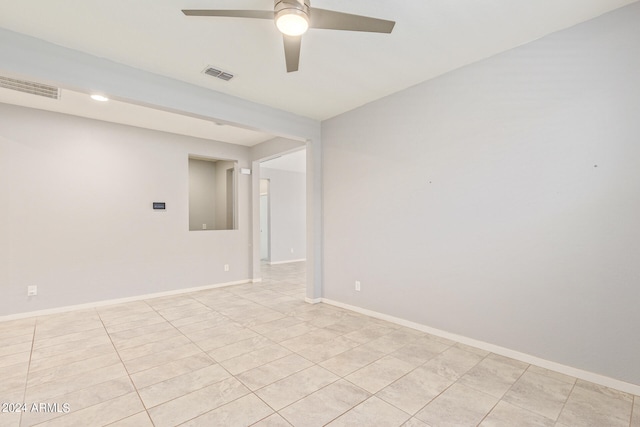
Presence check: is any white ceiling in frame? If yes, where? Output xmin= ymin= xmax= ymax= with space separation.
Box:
xmin=0 ymin=0 xmax=637 ymax=125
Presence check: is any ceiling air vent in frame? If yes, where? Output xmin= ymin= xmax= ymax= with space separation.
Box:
xmin=203 ymin=66 xmax=234 ymax=81
xmin=0 ymin=76 xmax=60 ymax=99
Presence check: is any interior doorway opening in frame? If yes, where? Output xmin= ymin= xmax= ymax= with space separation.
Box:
xmin=257 ymin=148 xmax=307 ymax=267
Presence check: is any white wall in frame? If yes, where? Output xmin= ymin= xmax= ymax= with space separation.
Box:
xmin=322 ymin=3 xmax=640 ymax=386
xmin=260 ymin=167 xmax=306 ymax=264
xmin=0 ymin=103 xmax=253 ymax=316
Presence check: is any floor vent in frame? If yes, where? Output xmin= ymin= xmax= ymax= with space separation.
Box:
xmin=0 ymin=76 xmax=60 ymax=99
xmin=203 ymin=66 xmax=234 ymax=81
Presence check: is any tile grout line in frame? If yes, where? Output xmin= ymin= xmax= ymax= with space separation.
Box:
xmin=244 ymin=294 xmax=473 ymax=424
xmin=212 ymin=288 xmax=327 ymax=421
xmin=555 ymin=377 xmax=578 ymax=426
xmin=281 ymin=312 xmax=429 ymax=374
xmin=138 ymin=296 xmax=261 ymax=424
xmin=143 ymin=294 xmax=238 ymax=368
xmin=18 ymin=318 xmax=37 ymax=427
xmin=139 ymin=281 xmax=307 ymax=425
xmin=248 ymin=411 xmax=289 ymax=427
xmin=191 ymin=270 xmax=346 ymax=425
xmin=231 ymin=287 xmax=317 ymax=426
xmin=171 ymin=393 xmax=259 ymax=427
xmin=96 ymin=306 xmax=157 ymax=427
xmin=474 ymin=356 xmax=530 ymax=426
xmin=26 ymin=326 xmax=108 ymax=354
xmin=331 ymin=336 xmax=492 ymax=423
xmin=216 ymin=266 xmax=497 ymax=425
xmin=275 ymin=376 xmax=368 ymax=426
xmin=407 ymin=351 xmax=493 ymax=424
xmin=339 ymin=375 xmax=411 ymax=421
xmin=23 ymin=309 xmax=121 ymax=426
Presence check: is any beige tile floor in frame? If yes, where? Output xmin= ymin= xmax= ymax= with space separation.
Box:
xmin=1 ymin=262 xmax=638 ymax=426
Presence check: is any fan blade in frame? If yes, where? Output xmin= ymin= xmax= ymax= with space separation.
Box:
xmin=283 ymin=35 xmax=302 ymax=73
xmin=182 ymin=10 xmax=275 ymax=19
xmin=309 ymin=8 xmax=395 ymax=33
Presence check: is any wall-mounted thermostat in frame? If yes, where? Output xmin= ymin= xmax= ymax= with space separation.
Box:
xmin=240 ymin=168 xmax=251 ymax=175
xmin=153 ymin=202 xmax=166 ymax=210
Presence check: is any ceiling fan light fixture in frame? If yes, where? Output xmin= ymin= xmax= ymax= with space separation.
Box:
xmin=275 ymin=9 xmax=309 ymax=36
xmin=182 ymin=0 xmax=394 ymax=73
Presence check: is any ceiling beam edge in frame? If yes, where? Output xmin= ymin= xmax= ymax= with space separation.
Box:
xmin=0 ymin=27 xmax=321 ymax=143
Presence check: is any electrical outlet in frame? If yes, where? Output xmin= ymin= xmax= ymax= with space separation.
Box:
xmin=290 ymin=248 xmax=294 ymax=254
xmin=27 ymin=285 xmax=37 ymax=296
xmin=224 ymin=264 xmax=230 ymax=272
xmin=202 ymin=224 xmax=207 ymax=230
xmin=355 ymin=281 xmax=361 ymax=292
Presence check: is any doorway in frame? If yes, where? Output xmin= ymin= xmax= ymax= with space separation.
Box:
xmin=252 ymin=142 xmax=319 ymax=302
xmin=259 ymin=149 xmax=306 ymax=266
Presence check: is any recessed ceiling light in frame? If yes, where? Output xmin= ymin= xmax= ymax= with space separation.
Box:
xmin=90 ymin=94 xmax=109 ymax=102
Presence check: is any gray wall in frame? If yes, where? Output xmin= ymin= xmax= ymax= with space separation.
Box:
xmin=188 ymin=159 xmax=236 ymax=231
xmin=215 ymin=160 xmax=236 ymax=230
xmin=2 ymin=27 xmax=324 ymax=301
xmin=0 ymin=103 xmax=253 ymax=316
xmin=188 ymin=158 xmax=217 ymax=230
xmin=260 ymin=167 xmax=307 ymax=263
xmin=322 ymin=3 xmax=640 ymax=386
xmin=249 ymin=138 xmax=307 ymax=279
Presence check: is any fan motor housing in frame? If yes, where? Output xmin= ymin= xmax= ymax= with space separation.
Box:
xmin=275 ymin=0 xmax=310 ymax=16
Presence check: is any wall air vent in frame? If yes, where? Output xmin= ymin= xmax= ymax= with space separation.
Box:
xmin=0 ymin=76 xmax=60 ymax=99
xmin=203 ymin=66 xmax=234 ymax=81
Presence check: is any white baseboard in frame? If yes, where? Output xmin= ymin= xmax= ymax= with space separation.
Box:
xmin=304 ymin=297 xmax=322 ymax=304
xmin=252 ymin=278 xmax=263 ymax=283
xmin=268 ymin=258 xmax=307 ymax=265
xmin=0 ymin=279 xmax=252 ymax=322
xmin=322 ymin=298 xmax=640 ymax=396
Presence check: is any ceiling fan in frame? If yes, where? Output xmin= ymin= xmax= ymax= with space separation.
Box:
xmin=182 ymin=0 xmax=395 ymax=72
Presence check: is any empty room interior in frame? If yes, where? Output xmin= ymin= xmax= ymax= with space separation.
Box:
xmin=1 ymin=1 xmax=639 ymax=426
